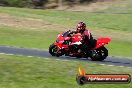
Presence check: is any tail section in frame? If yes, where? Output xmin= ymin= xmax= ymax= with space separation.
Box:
xmin=94 ymin=38 xmax=111 ymax=49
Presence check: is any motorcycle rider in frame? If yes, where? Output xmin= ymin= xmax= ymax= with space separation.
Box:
xmin=68 ymin=22 xmax=95 ymax=49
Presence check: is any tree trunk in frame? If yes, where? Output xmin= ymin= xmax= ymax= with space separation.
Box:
xmin=58 ymin=0 xmax=62 ymax=9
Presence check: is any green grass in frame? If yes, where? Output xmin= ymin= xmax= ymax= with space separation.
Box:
xmin=0 ymin=26 xmax=59 ymax=49
xmin=0 ymin=25 xmax=131 ymax=57
xmin=0 ymin=7 xmax=131 ymax=58
xmin=0 ymin=6 xmax=132 ymax=31
xmin=0 ymin=54 xmax=131 ymax=88
xmin=107 ymin=40 xmax=132 ymax=57
xmin=0 ymin=3 xmax=132 ymax=88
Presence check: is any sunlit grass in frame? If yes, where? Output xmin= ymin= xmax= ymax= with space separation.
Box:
xmin=0 ymin=55 xmax=131 ymax=88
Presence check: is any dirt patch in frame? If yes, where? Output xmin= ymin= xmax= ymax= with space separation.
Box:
xmin=0 ymin=13 xmax=131 ymax=41
xmin=0 ymin=13 xmax=66 ymax=31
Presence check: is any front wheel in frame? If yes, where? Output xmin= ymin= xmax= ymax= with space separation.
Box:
xmin=90 ymin=46 xmax=108 ymax=61
xmin=49 ymin=44 xmax=57 ymax=56
xmin=49 ymin=44 xmax=63 ymax=57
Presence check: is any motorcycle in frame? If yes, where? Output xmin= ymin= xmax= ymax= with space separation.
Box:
xmin=49 ymin=31 xmax=111 ymax=61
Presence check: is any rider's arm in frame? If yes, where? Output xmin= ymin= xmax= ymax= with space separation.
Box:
xmin=67 ymin=30 xmax=78 ymax=36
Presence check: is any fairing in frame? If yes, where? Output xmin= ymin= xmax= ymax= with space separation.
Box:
xmin=94 ymin=38 xmax=111 ymax=49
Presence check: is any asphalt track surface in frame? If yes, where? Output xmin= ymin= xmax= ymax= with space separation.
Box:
xmin=0 ymin=46 xmax=132 ymax=67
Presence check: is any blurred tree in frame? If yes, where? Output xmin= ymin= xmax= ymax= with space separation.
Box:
xmin=79 ymin=0 xmax=96 ymax=3
xmin=0 ymin=0 xmax=32 ymax=7
xmin=32 ymin=0 xmax=48 ymax=8
xmin=0 ymin=0 xmax=99 ymax=8
xmin=58 ymin=0 xmax=62 ymax=8
xmin=0 ymin=0 xmax=7 ymax=6
xmin=65 ymin=0 xmax=75 ymax=7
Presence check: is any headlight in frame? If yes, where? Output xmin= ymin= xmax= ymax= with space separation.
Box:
xmin=56 ymin=40 xmax=60 ymax=43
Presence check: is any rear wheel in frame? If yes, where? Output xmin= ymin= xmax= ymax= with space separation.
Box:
xmin=90 ymin=46 xmax=108 ymax=61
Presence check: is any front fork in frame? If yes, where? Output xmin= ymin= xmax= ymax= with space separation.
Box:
xmin=54 ymin=42 xmax=69 ymax=56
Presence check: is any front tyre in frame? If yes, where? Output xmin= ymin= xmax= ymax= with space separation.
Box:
xmin=49 ymin=44 xmax=58 ymax=56
xmin=49 ymin=44 xmax=63 ymax=57
xmin=90 ymin=46 xmax=108 ymax=61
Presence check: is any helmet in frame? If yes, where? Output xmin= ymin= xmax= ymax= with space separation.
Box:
xmin=76 ymin=22 xmax=86 ymax=33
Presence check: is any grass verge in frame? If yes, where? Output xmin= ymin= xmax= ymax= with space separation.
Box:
xmin=0 ymin=54 xmax=131 ymax=88
xmin=0 ymin=25 xmax=131 ymax=58
xmin=0 ymin=7 xmax=132 ymax=31
xmin=0 ymin=7 xmax=131 ymax=58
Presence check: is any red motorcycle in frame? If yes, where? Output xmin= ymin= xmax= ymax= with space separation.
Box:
xmin=49 ymin=31 xmax=111 ymax=61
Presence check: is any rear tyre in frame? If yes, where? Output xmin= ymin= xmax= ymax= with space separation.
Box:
xmin=90 ymin=46 xmax=108 ymax=61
